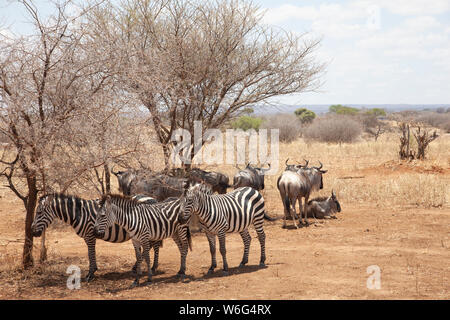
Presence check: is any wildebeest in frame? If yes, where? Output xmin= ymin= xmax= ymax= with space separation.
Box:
xmin=111 ymin=168 xmax=186 ymax=201
xmin=189 ymin=168 xmax=231 ymax=194
xmin=277 ymin=161 xmax=327 ymax=228
xmin=284 ymin=158 xmax=308 ymax=172
xmin=233 ymin=163 xmax=271 ymax=190
xmin=306 ymin=190 xmax=341 ymax=219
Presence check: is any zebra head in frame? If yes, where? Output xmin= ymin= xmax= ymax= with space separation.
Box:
xmin=180 ymin=183 xmax=212 ymax=223
xmin=31 ymin=194 xmax=56 ymax=237
xmin=93 ymin=195 xmax=117 ymax=239
xmin=329 ymin=190 xmax=341 ymax=213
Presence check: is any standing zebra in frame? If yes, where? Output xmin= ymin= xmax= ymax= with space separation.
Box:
xmin=93 ymin=194 xmax=192 ymax=287
xmin=31 ymin=193 xmax=162 ymax=281
xmin=180 ymin=183 xmax=267 ymax=275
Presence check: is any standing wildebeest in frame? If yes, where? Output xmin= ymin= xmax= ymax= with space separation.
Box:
xmin=111 ymin=168 xmax=186 ymax=201
xmin=277 ymin=161 xmax=327 ymax=228
xmin=233 ymin=163 xmax=271 ymax=190
xmin=189 ymin=168 xmax=231 ymax=194
xmin=306 ymin=190 xmax=341 ymax=219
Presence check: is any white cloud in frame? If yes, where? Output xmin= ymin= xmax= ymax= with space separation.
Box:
xmin=354 ymin=0 xmax=450 ymax=16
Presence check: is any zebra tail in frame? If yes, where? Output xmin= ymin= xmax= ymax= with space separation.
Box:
xmin=263 ymin=212 xmax=278 ymax=221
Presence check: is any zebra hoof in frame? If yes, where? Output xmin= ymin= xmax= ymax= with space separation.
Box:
xmin=142 ymin=279 xmax=152 ymax=286
xmin=259 ymin=262 xmax=266 ymax=268
xmin=85 ymin=273 xmax=95 ymax=282
xmin=130 ymin=280 xmax=139 ymax=289
xmin=222 ymin=270 xmax=229 ymax=276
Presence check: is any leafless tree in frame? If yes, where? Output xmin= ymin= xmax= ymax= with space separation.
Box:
xmin=0 ymin=0 xmax=147 ymax=268
xmin=85 ymin=0 xmax=325 ymax=169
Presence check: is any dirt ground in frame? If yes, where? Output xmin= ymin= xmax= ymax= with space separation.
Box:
xmin=0 ymin=191 xmax=448 ymax=299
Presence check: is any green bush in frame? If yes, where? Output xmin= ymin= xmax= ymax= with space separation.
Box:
xmin=231 ymin=116 xmax=263 ymax=131
xmin=329 ymin=104 xmax=360 ymax=115
xmin=294 ymin=108 xmax=316 ymax=124
xmin=365 ymin=108 xmax=386 ymax=117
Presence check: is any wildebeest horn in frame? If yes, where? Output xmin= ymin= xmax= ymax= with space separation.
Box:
xmin=332 ymin=189 xmax=336 ymax=197
xmin=316 ymin=161 xmax=323 ymax=170
xmin=285 ymin=158 xmax=289 ymax=166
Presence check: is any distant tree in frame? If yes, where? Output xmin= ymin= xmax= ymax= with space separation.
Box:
xmin=366 ymin=108 xmax=386 ymax=117
xmin=294 ymin=108 xmax=316 ymax=124
xmin=329 ymin=104 xmax=360 ymax=115
xmin=231 ymin=116 xmax=263 ymax=131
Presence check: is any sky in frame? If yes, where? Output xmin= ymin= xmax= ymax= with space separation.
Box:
xmin=1 ymin=0 xmax=449 ymax=106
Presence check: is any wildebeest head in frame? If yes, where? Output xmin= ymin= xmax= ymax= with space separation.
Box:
xmin=285 ymin=158 xmax=309 ymax=172
xmin=111 ymin=167 xmax=137 ymax=195
xmin=31 ymin=194 xmax=55 ymax=237
xmin=329 ymin=190 xmax=341 ymax=213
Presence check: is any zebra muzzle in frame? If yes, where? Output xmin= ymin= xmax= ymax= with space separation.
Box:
xmin=93 ymin=226 xmax=104 ymax=238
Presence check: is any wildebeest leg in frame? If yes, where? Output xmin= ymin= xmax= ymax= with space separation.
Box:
xmin=218 ymin=231 xmax=229 ymax=275
xmin=239 ymin=230 xmax=251 ymax=267
xmin=84 ymin=236 xmax=98 ymax=282
xmin=206 ymin=232 xmax=217 ymax=274
xmin=290 ymin=195 xmax=299 ymax=229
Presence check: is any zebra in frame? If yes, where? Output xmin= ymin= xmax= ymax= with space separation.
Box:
xmin=93 ymin=194 xmax=192 ymax=288
xmin=180 ymin=183 xmax=267 ymax=275
xmin=30 ymin=193 xmax=162 ymax=282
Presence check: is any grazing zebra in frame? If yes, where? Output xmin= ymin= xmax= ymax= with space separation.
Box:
xmin=180 ymin=183 xmax=267 ymax=275
xmin=93 ymin=194 xmax=192 ymax=287
xmin=31 ymin=193 xmax=162 ymax=281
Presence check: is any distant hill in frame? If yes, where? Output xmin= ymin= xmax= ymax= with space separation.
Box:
xmin=252 ymin=104 xmax=450 ymax=115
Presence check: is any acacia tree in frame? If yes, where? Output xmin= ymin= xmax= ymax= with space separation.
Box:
xmin=86 ymin=0 xmax=324 ymax=169
xmin=0 ymin=0 xmax=145 ymax=268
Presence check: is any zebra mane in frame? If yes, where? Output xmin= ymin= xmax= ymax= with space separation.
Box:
xmin=189 ymin=183 xmax=213 ymax=195
xmin=39 ymin=192 xmax=85 ymax=202
xmin=100 ymin=193 xmax=141 ymax=206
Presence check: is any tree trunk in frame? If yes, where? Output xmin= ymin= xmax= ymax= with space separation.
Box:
xmin=104 ymin=163 xmax=111 ymax=194
xmin=23 ymin=177 xmax=38 ymax=269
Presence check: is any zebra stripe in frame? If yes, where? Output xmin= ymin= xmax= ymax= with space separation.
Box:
xmin=181 ymin=184 xmax=267 ymax=275
xmin=31 ymin=193 xmax=161 ymax=281
xmin=94 ymin=194 xmax=191 ymax=287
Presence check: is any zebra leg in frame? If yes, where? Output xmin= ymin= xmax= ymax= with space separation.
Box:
xmin=151 ymin=241 xmax=161 ymax=273
xmin=206 ymin=232 xmax=217 ymax=274
xmin=130 ymin=241 xmax=144 ymax=288
xmin=84 ymin=237 xmax=98 ymax=282
xmin=218 ymin=231 xmax=229 ymax=275
xmin=171 ymin=230 xmax=188 ymax=278
xmin=239 ymin=230 xmax=251 ymax=267
xmin=255 ymin=227 xmax=266 ymax=267
xmin=142 ymin=241 xmax=153 ymax=285
xmin=131 ymin=239 xmax=142 ymax=275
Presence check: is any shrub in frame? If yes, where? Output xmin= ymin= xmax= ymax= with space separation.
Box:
xmin=231 ymin=116 xmax=263 ymax=131
xmin=365 ymin=108 xmax=386 ymax=117
xmin=294 ymin=108 xmax=316 ymax=124
xmin=304 ymin=115 xmax=362 ymax=143
xmin=261 ymin=113 xmax=303 ymax=143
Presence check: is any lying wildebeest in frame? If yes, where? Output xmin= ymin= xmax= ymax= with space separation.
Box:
xmin=277 ymin=161 xmax=327 ymax=228
xmin=189 ymin=168 xmax=231 ymax=194
xmin=233 ymin=163 xmax=271 ymax=190
xmin=306 ymin=190 xmax=341 ymax=219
